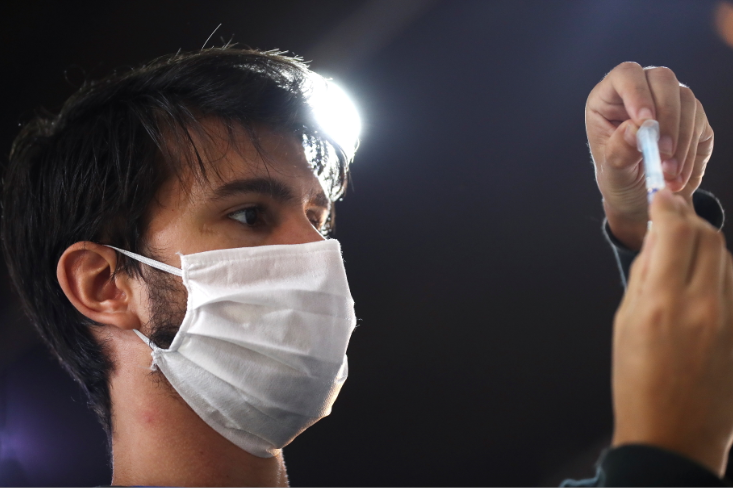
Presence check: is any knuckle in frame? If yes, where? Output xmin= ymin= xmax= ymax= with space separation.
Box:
xmin=617 ymin=61 xmax=642 ymax=72
xmin=690 ymin=298 xmax=724 ymax=329
xmin=695 ymin=100 xmax=706 ymax=126
xmin=680 ymin=86 xmax=695 ymax=101
xmin=668 ymin=221 xmax=694 ymax=241
xmin=646 ymin=66 xmax=678 ymax=82
xmin=605 ymin=152 xmax=632 ymax=170
xmin=609 ymin=62 xmax=642 ymax=81
xmin=643 ymin=296 xmax=681 ymax=331
xmin=602 ymin=142 xmax=635 ymax=169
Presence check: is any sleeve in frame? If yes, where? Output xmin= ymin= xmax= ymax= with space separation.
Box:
xmin=605 ymin=189 xmax=725 ymax=287
xmin=561 ymin=190 xmax=729 ymax=487
xmin=561 ymin=445 xmax=730 ymax=487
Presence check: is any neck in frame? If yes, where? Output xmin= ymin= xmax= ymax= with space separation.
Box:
xmin=106 ymin=329 xmax=289 ymax=487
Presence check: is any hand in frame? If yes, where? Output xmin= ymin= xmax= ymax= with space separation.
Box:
xmin=586 ymin=62 xmax=714 ymax=250
xmin=612 ymin=188 xmax=733 ymax=476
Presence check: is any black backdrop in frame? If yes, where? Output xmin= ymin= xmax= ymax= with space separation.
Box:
xmin=2 ymin=1 xmax=733 ymax=486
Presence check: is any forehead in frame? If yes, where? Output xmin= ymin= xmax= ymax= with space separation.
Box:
xmin=159 ymin=119 xmax=326 ymax=206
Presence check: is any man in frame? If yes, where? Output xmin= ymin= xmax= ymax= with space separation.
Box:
xmin=1 ymin=48 xmax=731 ymax=486
xmin=3 ymin=49 xmax=355 ymax=486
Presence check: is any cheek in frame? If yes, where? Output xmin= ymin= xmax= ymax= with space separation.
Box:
xmin=146 ymin=211 xmax=220 ymax=257
xmin=124 ymin=277 xmax=155 ymax=326
xmin=201 ymin=217 xmax=272 ymax=249
xmin=146 ymin=272 xmax=188 ymax=349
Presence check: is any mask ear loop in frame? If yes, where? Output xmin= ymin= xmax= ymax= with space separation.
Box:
xmin=132 ymin=329 xmax=159 ymax=370
xmin=106 ymin=246 xmax=183 ymax=277
xmin=105 ymin=245 xmax=178 ymax=369
xmin=133 ymin=329 xmax=153 ymax=348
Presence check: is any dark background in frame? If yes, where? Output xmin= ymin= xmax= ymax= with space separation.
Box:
xmin=2 ymin=0 xmax=733 ymax=486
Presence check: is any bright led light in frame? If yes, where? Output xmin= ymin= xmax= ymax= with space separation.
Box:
xmin=308 ymin=76 xmax=361 ymax=161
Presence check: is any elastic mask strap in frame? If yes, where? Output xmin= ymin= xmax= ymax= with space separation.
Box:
xmin=133 ymin=329 xmax=154 ymax=349
xmin=107 ymin=246 xmax=183 ymax=277
xmin=133 ymin=330 xmax=159 ymax=371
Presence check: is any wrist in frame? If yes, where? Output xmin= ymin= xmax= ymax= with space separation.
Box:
xmin=603 ymin=200 xmax=648 ymax=251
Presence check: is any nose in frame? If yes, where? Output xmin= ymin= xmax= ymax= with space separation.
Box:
xmin=273 ymin=212 xmax=326 ymax=245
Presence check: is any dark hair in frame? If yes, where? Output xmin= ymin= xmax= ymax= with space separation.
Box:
xmin=1 ymin=47 xmax=353 ymax=436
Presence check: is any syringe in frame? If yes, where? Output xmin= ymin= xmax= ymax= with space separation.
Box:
xmin=636 ymin=119 xmax=666 ymax=203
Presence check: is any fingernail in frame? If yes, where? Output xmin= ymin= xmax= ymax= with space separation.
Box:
xmin=658 ymin=136 xmax=674 ymax=156
xmin=661 ymin=158 xmax=679 ymax=177
xmin=624 ymin=123 xmax=637 ymax=147
xmin=638 ymin=108 xmax=653 ymax=121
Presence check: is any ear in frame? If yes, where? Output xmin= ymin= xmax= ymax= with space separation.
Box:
xmin=57 ymin=241 xmax=142 ymax=330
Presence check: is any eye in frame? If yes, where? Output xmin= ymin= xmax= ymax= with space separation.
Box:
xmin=229 ymin=206 xmax=263 ymax=226
xmin=307 ymin=210 xmax=328 ymax=232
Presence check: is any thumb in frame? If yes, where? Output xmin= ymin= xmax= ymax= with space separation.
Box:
xmin=603 ymin=119 xmax=643 ymax=171
xmin=649 ymin=186 xmax=688 ymax=223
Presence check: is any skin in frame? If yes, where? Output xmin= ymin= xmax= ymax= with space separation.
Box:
xmin=588 ymin=63 xmax=733 ymax=476
xmin=56 ymin=122 xmax=330 ymax=486
xmin=613 ymin=188 xmax=733 ymax=476
xmin=586 ymin=62 xmax=714 ymax=250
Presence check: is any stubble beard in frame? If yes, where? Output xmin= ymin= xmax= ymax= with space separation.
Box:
xmin=140 ymin=266 xmax=187 ymax=393
xmin=143 ymin=266 xmax=187 ymax=348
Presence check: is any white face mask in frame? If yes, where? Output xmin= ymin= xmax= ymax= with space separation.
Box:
xmin=109 ymin=239 xmax=357 ymax=458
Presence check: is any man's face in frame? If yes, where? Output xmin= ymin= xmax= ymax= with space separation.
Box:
xmin=136 ymin=120 xmax=331 ymax=342
xmin=145 ymin=121 xmax=330 ymax=258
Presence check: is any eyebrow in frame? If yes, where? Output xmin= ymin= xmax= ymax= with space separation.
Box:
xmin=310 ymin=189 xmax=331 ymax=209
xmin=211 ymin=177 xmax=330 ymax=209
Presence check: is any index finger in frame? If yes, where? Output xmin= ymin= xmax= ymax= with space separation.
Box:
xmin=591 ymin=62 xmax=656 ymax=124
xmin=645 ymin=188 xmax=697 ymax=290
